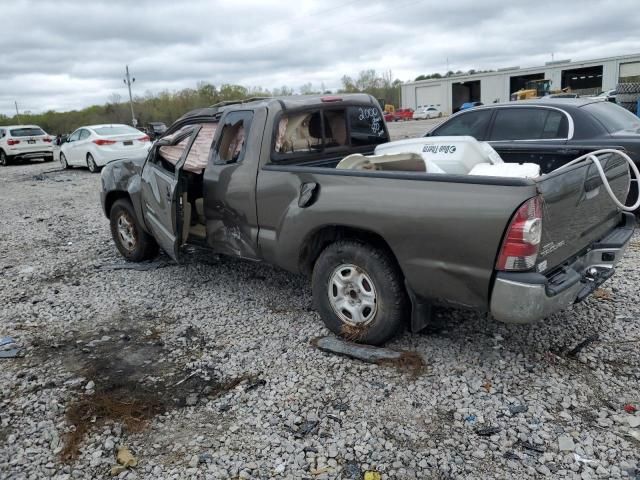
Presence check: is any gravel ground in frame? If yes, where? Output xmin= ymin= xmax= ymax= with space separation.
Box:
xmin=1 ymin=150 xmax=639 ymax=480
xmin=386 ymin=118 xmax=443 ymax=140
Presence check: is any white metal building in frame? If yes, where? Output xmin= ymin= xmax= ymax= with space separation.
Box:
xmin=401 ymin=53 xmax=640 ymax=114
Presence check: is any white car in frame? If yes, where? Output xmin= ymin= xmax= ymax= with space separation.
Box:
xmin=0 ymin=125 xmax=54 ymax=166
xmin=413 ymin=106 xmax=442 ymax=120
xmin=60 ymin=124 xmax=151 ymax=173
xmin=588 ymin=89 xmax=617 ymax=102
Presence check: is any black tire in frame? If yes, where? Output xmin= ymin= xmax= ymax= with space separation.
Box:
xmin=617 ymin=101 xmax=637 ymax=113
xmin=616 ymin=93 xmax=640 ymax=104
xmin=312 ymin=240 xmax=407 ymax=345
xmin=616 ymin=82 xmax=640 ymax=94
xmin=109 ymin=199 xmax=159 ymax=262
xmin=0 ymin=151 xmax=9 ymax=166
xmin=87 ymin=153 xmax=99 ymax=173
xmin=60 ymin=153 xmax=69 ymax=169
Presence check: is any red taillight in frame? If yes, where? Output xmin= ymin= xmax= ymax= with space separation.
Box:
xmin=7 ymin=139 xmax=20 ymax=145
xmin=138 ymin=135 xmax=150 ymax=142
xmin=496 ymin=196 xmax=543 ymax=271
xmin=43 ymin=137 xmax=52 ymax=143
xmin=93 ymin=139 xmax=116 ymax=146
xmin=321 ymin=96 xmax=342 ymax=102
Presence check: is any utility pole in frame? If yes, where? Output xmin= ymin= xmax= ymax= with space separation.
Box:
xmin=14 ymin=101 xmax=21 ymax=123
xmin=123 ymin=65 xmax=136 ymax=126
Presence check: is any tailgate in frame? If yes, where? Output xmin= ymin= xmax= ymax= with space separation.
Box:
xmin=535 ymin=151 xmax=630 ymax=271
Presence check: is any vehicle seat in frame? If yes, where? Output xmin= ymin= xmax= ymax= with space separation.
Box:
xmin=324 ymin=111 xmax=347 ymax=146
xmin=195 ymin=198 xmax=206 ymax=224
xmin=278 ymin=112 xmax=322 ymax=153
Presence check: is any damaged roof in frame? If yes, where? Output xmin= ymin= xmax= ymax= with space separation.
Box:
xmin=175 ymin=93 xmax=378 ymax=123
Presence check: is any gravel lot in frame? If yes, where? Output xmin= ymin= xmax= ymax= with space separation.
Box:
xmin=386 ymin=118 xmax=443 ymax=140
xmin=1 ymin=127 xmax=639 ymax=479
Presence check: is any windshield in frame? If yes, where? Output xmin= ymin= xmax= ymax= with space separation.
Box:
xmin=93 ymin=126 xmax=141 ymax=136
xmin=10 ymin=127 xmax=46 ymax=137
xmin=583 ymin=101 xmax=640 ymax=133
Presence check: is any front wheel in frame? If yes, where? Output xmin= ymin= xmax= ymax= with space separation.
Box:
xmin=87 ymin=153 xmax=99 ymax=173
xmin=312 ymin=240 xmax=408 ymax=345
xmin=60 ymin=153 xmax=69 ymax=169
xmin=109 ymin=199 xmax=159 ymax=262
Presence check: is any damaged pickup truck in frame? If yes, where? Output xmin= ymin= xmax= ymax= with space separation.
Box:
xmin=100 ymin=94 xmax=635 ymax=344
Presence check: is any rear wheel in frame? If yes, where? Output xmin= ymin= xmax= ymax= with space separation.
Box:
xmin=0 ymin=151 xmax=9 ymax=166
xmin=87 ymin=153 xmax=99 ymax=173
xmin=60 ymin=153 xmax=69 ymax=169
xmin=312 ymin=240 xmax=407 ymax=345
xmin=109 ymin=199 xmax=158 ymax=262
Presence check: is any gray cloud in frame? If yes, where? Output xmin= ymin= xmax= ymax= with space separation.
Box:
xmin=1 ymin=0 xmax=639 ymax=115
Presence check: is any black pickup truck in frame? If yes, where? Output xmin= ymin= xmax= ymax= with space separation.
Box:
xmin=100 ymin=94 xmax=634 ymax=344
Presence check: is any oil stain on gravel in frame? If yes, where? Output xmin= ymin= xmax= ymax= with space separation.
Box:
xmin=34 ymin=326 xmax=253 ymax=462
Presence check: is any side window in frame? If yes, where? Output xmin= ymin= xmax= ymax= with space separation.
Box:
xmin=215 ymin=111 xmax=253 ymax=164
xmin=183 ymin=123 xmax=218 ymax=173
xmin=68 ymin=130 xmax=81 ymax=142
xmin=432 ymin=109 xmax=492 ymax=139
xmin=490 ymin=108 xmax=567 ymax=141
xmin=79 ymin=129 xmax=90 ymax=140
xmin=156 ymin=125 xmax=197 ymax=170
xmin=348 ymin=106 xmax=386 ymax=145
xmin=541 ymin=111 xmax=568 ymax=138
xmin=0 ymin=129 xmax=5 ymax=138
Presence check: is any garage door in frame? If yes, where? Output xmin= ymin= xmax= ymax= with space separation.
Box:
xmin=620 ymin=62 xmax=640 ymax=79
xmin=416 ymin=85 xmax=443 ymax=108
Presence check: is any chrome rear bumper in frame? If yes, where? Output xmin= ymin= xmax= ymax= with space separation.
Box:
xmin=490 ymin=213 xmax=635 ymax=324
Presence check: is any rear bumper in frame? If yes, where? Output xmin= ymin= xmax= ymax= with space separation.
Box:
xmin=490 ymin=212 xmax=635 ymax=324
xmin=8 ymin=150 xmax=53 ymax=159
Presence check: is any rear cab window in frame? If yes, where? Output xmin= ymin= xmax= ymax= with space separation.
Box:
xmin=430 ymin=109 xmax=492 ymax=140
xmin=272 ymin=105 xmax=387 ymax=161
xmin=489 ymin=108 xmax=568 ymax=141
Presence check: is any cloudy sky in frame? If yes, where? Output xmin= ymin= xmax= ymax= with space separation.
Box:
xmin=2 ymin=0 xmax=639 ymax=115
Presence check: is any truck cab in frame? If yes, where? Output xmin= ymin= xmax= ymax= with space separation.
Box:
xmin=102 ymin=94 xmax=389 ymax=263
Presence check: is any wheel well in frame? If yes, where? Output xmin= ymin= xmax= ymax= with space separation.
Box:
xmin=104 ymin=191 xmax=131 ymax=219
xmin=299 ymin=225 xmax=400 ymax=277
